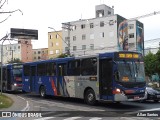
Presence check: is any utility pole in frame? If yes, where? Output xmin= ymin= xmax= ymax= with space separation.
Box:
xmin=8 ymin=49 xmax=14 ymax=62
xmin=62 ymin=22 xmax=72 ymax=56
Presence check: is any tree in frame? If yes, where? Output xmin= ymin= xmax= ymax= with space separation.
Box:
xmin=57 ymin=53 xmax=68 ymax=58
xmin=144 ymin=52 xmax=157 ymax=77
xmin=7 ymin=58 xmax=23 ymax=63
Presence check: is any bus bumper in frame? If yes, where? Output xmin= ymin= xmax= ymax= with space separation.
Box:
xmin=114 ymin=93 xmax=145 ymax=101
xmin=11 ymin=85 xmax=22 ymax=91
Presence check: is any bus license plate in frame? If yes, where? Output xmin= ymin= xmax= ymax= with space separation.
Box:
xmin=134 ymin=96 xmax=139 ymax=99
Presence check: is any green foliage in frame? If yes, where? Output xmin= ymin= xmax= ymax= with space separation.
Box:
xmin=0 ymin=94 xmax=13 ymax=109
xmin=7 ymin=58 xmax=23 ymax=63
xmin=144 ymin=52 xmax=157 ymax=76
xmin=144 ymin=50 xmax=160 ymax=77
xmin=57 ymin=53 xmax=68 ymax=58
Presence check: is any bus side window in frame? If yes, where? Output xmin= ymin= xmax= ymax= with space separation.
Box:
xmin=67 ymin=60 xmax=80 ymax=76
xmin=24 ymin=65 xmax=30 ymax=76
xmin=37 ymin=63 xmax=46 ymax=76
xmin=81 ymin=58 xmax=97 ymax=76
xmin=58 ymin=64 xmax=67 ymax=76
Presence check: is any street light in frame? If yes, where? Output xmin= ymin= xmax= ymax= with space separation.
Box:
xmin=0 ymin=33 xmax=14 ymax=95
xmin=48 ymin=26 xmax=70 ymax=56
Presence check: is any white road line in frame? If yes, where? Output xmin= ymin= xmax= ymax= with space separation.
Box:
xmin=89 ymin=118 xmax=102 ymax=120
xmin=21 ymin=100 xmax=30 ymax=111
xmin=63 ymin=117 xmax=82 ymax=120
xmin=139 ymin=107 xmax=160 ymax=111
xmin=34 ymin=106 xmax=47 ymax=109
xmin=54 ymin=113 xmax=70 ymax=117
xmin=30 ymin=99 xmax=105 ymax=111
xmin=16 ymin=95 xmax=30 ymax=111
xmin=125 ymin=107 xmax=160 ymax=114
xmin=34 ymin=117 xmax=55 ymax=120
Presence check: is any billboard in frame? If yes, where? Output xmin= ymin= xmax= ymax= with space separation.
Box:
xmin=10 ymin=28 xmax=38 ymax=40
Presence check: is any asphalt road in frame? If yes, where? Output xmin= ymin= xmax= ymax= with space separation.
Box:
xmin=1 ymin=92 xmax=160 ymax=120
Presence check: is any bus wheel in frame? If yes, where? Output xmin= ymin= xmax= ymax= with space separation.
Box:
xmin=84 ymin=89 xmax=96 ymax=105
xmin=40 ymin=86 xmax=46 ymax=98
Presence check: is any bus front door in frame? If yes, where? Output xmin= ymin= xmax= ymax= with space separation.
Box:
xmin=99 ymin=59 xmax=113 ymax=100
xmin=57 ymin=63 xmax=67 ymax=96
xmin=30 ymin=66 xmax=36 ymax=92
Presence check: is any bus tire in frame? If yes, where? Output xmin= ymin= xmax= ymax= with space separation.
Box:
xmin=84 ymin=89 xmax=96 ymax=105
xmin=39 ymin=86 xmax=46 ymax=98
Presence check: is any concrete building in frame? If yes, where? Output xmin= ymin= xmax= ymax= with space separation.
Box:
xmin=32 ymin=48 xmax=48 ymax=61
xmin=48 ymin=31 xmax=63 ymax=59
xmin=62 ymin=4 xmax=144 ymax=56
xmin=0 ymin=39 xmax=32 ymax=63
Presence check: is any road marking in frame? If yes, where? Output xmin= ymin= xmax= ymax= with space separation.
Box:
xmin=34 ymin=117 xmax=55 ymax=120
xmin=30 ymin=99 xmax=105 ymax=111
xmin=17 ymin=95 xmax=30 ymax=111
xmin=54 ymin=113 xmax=70 ymax=117
xmin=63 ymin=117 xmax=82 ymax=120
xmin=125 ymin=107 xmax=160 ymax=115
xmin=89 ymin=117 xmax=102 ymax=120
xmin=21 ymin=100 xmax=30 ymax=111
xmin=34 ymin=106 xmax=47 ymax=109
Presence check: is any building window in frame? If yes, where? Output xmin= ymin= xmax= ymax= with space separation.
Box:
xmin=100 ymin=32 xmax=104 ymax=38
xmin=82 ymin=34 xmax=86 ymax=40
xmin=51 ymin=42 xmax=53 ymax=47
xmin=38 ymin=51 xmax=41 ymax=54
xmin=108 ymin=11 xmax=111 ymax=15
xmin=56 ymin=34 xmax=59 ymax=39
xmin=90 ymin=23 xmax=94 ymax=28
xmin=129 ymin=24 xmax=134 ymax=29
xmin=25 ymin=41 xmax=28 ymax=44
xmin=90 ymin=34 xmax=94 ymax=39
xmin=50 ymin=51 xmax=53 ymax=54
xmin=81 ymin=24 xmax=85 ymax=29
xmin=56 ymin=42 xmax=59 ymax=46
xmin=73 ymin=46 xmax=77 ymax=51
xmin=72 ymin=25 xmax=76 ymax=30
xmin=65 ymin=47 xmax=68 ymax=52
xmin=56 ymin=50 xmax=60 ymax=54
xmin=100 ymin=21 xmax=104 ymax=27
xmin=90 ymin=44 xmax=94 ymax=50
xmin=82 ymin=45 xmax=86 ymax=50
xmin=34 ymin=51 xmax=36 ymax=54
xmin=129 ymin=33 xmax=134 ymax=38
xmin=73 ymin=36 xmax=76 ymax=41
xmin=50 ymin=35 xmax=52 ymax=39
xmin=38 ymin=56 xmax=41 ymax=59
xmin=65 ymin=37 xmax=70 ymax=41
xmin=14 ymin=46 xmax=16 ymax=50
xmin=18 ymin=46 xmax=20 ymax=49
xmin=34 ymin=57 xmax=36 ymax=59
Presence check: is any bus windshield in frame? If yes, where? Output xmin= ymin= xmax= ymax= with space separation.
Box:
xmin=13 ymin=69 xmax=22 ymax=77
xmin=117 ymin=61 xmax=145 ymax=82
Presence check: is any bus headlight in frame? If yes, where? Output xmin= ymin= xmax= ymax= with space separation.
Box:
xmin=14 ymin=83 xmax=17 ymax=86
xmin=113 ymin=88 xmax=121 ymax=94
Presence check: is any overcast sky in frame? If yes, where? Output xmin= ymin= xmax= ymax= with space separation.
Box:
xmin=1 ymin=0 xmax=160 ymax=48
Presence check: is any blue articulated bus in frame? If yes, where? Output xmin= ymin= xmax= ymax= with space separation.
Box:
xmin=22 ymin=51 xmax=146 ymax=105
xmin=0 ymin=63 xmax=23 ymax=92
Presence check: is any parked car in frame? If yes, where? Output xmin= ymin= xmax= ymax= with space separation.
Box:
xmin=142 ymin=87 xmax=160 ymax=102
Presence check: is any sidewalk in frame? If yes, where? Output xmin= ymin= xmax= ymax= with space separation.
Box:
xmin=0 ymin=93 xmax=27 ymax=111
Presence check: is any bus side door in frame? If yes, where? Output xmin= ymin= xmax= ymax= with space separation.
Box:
xmin=99 ymin=58 xmax=113 ymax=100
xmin=57 ymin=63 xmax=67 ymax=96
xmin=30 ymin=66 xmax=36 ymax=92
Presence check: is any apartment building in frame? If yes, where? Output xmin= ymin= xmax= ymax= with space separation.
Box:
xmin=32 ymin=48 xmax=48 ymax=61
xmin=0 ymin=39 xmax=32 ymax=63
xmin=48 ymin=31 xmax=63 ymax=59
xmin=62 ymin=4 xmax=144 ymax=56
